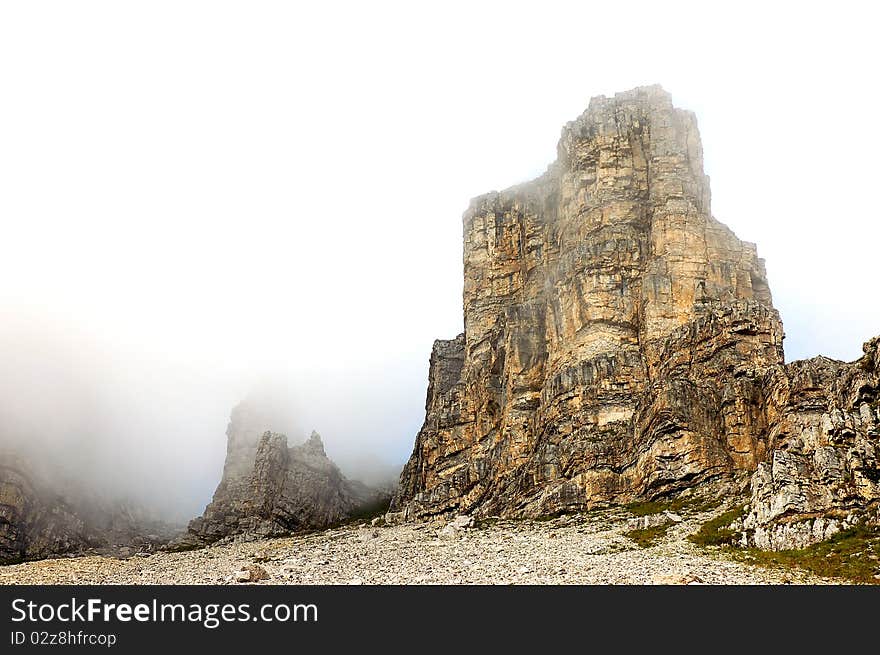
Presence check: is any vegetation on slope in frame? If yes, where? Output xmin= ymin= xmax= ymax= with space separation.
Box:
xmin=689 ymin=507 xmax=880 ymax=584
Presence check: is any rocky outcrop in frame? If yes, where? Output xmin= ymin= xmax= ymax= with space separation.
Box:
xmin=392 ymin=85 xmax=781 ymax=519
xmin=391 ymin=85 xmax=879 ymax=548
xmin=184 ymin=403 xmax=388 ymax=545
xmin=0 ymin=455 xmax=175 ymax=564
xmin=741 ymin=338 xmax=880 ymax=549
xmin=0 ymin=457 xmax=93 ymax=563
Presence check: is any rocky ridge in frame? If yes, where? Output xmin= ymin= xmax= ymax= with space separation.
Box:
xmin=741 ymin=338 xmax=880 ymax=549
xmin=182 ymin=402 xmax=388 ymax=546
xmin=391 ymin=85 xmax=879 ymax=550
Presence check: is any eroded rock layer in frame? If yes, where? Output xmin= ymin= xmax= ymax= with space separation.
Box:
xmin=184 ymin=403 xmax=387 ymax=545
xmin=393 ymin=86 xmax=780 ymax=519
xmin=391 ymin=86 xmax=879 ymax=540
xmin=742 ymin=338 xmax=880 ymax=549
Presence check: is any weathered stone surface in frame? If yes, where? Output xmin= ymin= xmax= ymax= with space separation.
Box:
xmin=393 ymin=86 xmax=781 ymax=520
xmin=0 ymin=457 xmax=94 ymax=564
xmin=233 ymin=563 xmax=269 ymax=583
xmin=391 ymin=85 xmax=880 ymax=550
xmin=0 ymin=455 xmax=175 ymax=564
xmin=0 ymin=460 xmax=36 ymax=563
xmin=742 ymin=338 xmax=880 ymax=549
xmin=183 ymin=402 xmax=389 ymax=545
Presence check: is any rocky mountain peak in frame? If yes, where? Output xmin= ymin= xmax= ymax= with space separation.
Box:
xmin=181 ymin=404 xmax=388 ymax=546
xmin=303 ymin=431 xmax=326 ymax=456
xmin=390 ymin=86 xmax=879 ymax=550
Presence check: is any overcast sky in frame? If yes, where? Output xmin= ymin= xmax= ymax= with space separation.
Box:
xmin=1 ymin=2 xmax=877 ymax=516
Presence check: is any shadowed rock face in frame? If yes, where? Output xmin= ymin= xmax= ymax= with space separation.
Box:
xmin=184 ymin=403 xmax=388 ymax=545
xmin=390 ymin=85 xmax=879 ymax=545
xmin=0 ymin=455 xmax=177 ymax=564
xmin=0 ymin=458 xmax=94 ymax=563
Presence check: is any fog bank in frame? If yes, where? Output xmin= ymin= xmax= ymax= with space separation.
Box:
xmin=1 ymin=2 xmax=877 ymax=520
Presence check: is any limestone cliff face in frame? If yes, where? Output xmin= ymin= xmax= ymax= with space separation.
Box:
xmin=392 ymin=85 xmax=880 ymax=548
xmin=742 ymin=339 xmax=880 ymax=549
xmin=393 ymin=85 xmax=782 ymax=519
xmin=184 ymin=403 xmax=388 ymax=544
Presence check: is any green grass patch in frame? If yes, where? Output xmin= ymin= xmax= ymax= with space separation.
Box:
xmin=688 ymin=509 xmax=880 ymax=584
xmin=624 ymin=524 xmax=670 ymax=548
xmin=625 ymin=500 xmax=677 ymax=516
xmin=162 ymin=538 xmax=206 ymax=553
xmin=474 ymin=516 xmax=503 ymax=529
xmin=534 ymin=510 xmax=570 ymax=522
xmin=626 ymin=495 xmax=722 ymax=517
xmin=688 ymin=506 xmax=746 ymax=546
xmin=735 ymin=524 xmax=880 ymax=584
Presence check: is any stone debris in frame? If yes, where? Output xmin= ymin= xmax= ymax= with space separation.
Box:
xmin=251 ymin=548 xmax=274 ymax=562
xmin=450 ymin=515 xmax=475 ymax=529
xmin=653 ymin=574 xmax=705 ymax=585
xmin=0 ymin=507 xmax=834 ymax=585
xmin=438 ymin=514 xmax=476 ymax=540
xmin=627 ymin=514 xmax=673 ymax=531
xmin=233 ymin=564 xmax=269 ymax=583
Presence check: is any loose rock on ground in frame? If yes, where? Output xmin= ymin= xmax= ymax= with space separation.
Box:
xmin=0 ymin=507 xmax=833 ymax=585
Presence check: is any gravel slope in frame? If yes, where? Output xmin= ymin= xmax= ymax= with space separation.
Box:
xmin=0 ymin=507 xmax=833 ymax=585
